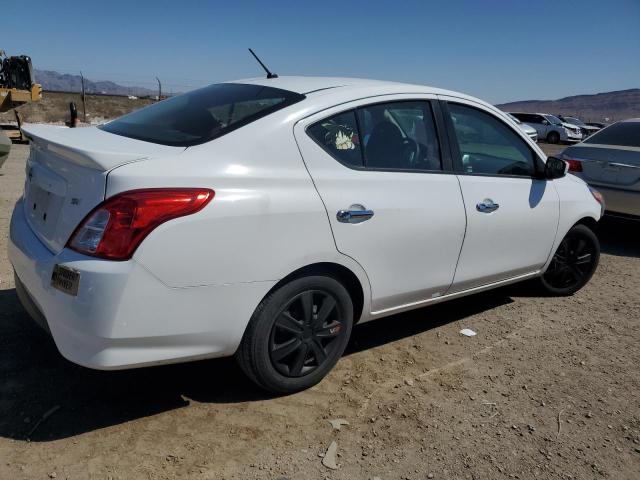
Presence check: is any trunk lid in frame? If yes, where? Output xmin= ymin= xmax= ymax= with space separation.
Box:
xmin=563 ymin=143 xmax=640 ymax=191
xmin=21 ymin=124 xmax=182 ymax=253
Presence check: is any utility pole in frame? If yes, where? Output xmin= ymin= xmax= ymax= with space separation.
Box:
xmin=156 ymin=77 xmax=162 ymax=101
xmin=80 ymin=71 xmax=87 ymax=122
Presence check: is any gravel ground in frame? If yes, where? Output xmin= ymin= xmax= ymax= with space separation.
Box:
xmin=1 ymin=143 xmax=639 ymax=480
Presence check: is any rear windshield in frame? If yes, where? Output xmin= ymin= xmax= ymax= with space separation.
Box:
xmin=584 ymin=122 xmax=640 ymax=148
xmin=100 ymin=83 xmax=305 ymax=146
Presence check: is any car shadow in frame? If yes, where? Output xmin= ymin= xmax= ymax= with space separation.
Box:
xmin=596 ymin=215 xmax=640 ymax=258
xmin=0 ymin=285 xmax=511 ymax=442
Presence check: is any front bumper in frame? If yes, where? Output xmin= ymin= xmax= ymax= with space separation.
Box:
xmin=8 ymin=198 xmax=274 ymax=370
xmin=565 ymin=131 xmax=583 ymax=142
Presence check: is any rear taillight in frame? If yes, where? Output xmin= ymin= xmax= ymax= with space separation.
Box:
xmin=68 ymin=188 xmax=214 ymax=260
xmin=564 ymin=158 xmax=583 ymax=172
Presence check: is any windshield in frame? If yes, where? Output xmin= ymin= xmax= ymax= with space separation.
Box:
xmin=507 ymin=113 xmax=522 ymax=124
xmin=565 ymin=117 xmax=585 ymax=126
xmin=545 ymin=115 xmax=563 ymax=125
xmin=584 ymin=122 xmax=640 ymax=148
xmin=100 ymin=83 xmax=305 ymax=146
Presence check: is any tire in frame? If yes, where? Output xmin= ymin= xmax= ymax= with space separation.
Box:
xmin=236 ymin=275 xmax=353 ymax=394
xmin=0 ymin=130 xmax=11 ymax=170
xmin=539 ymin=224 xmax=600 ymax=296
xmin=547 ymin=131 xmax=560 ymax=144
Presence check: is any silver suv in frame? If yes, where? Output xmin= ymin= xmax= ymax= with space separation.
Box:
xmin=510 ymin=113 xmax=582 ymax=144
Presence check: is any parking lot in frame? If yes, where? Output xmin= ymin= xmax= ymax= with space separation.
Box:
xmin=1 ymin=143 xmax=639 ymax=479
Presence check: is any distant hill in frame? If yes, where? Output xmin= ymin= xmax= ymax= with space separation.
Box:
xmin=496 ymin=89 xmax=640 ymax=122
xmin=34 ymin=70 xmax=157 ymax=97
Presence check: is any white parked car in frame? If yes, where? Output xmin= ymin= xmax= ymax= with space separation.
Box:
xmin=510 ymin=113 xmax=583 ymax=144
xmin=507 ymin=113 xmax=538 ymax=142
xmin=9 ymin=77 xmax=604 ymax=393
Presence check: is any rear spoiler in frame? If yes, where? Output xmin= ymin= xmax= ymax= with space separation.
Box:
xmin=22 ymin=123 xmax=182 ymax=171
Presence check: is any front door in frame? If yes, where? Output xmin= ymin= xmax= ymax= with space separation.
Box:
xmin=294 ymin=97 xmax=466 ymax=314
xmin=441 ymin=98 xmax=560 ymax=291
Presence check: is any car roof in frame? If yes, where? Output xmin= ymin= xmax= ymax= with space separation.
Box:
xmin=226 ymin=75 xmax=472 ymax=98
xmin=222 ymin=76 xmax=513 ymax=124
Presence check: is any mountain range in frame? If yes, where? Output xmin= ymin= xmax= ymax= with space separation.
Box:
xmin=496 ymin=88 xmax=640 ymax=122
xmin=34 ymin=70 xmax=157 ymax=97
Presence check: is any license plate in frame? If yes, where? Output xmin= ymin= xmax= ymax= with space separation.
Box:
xmin=51 ymin=265 xmax=80 ymax=296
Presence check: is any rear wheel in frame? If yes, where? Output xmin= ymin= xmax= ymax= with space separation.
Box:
xmin=236 ymin=275 xmax=353 ymax=394
xmin=539 ymin=224 xmax=599 ymax=296
xmin=547 ymin=131 xmax=560 ymax=144
xmin=0 ymin=130 xmax=11 ymax=169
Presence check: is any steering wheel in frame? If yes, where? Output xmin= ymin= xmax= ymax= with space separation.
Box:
xmin=401 ymin=138 xmax=419 ymax=166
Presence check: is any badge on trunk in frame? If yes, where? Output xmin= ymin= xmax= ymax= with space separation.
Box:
xmin=51 ymin=264 xmax=80 ymax=296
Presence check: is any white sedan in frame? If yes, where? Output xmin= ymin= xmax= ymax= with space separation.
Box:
xmin=9 ymin=77 xmax=603 ymax=393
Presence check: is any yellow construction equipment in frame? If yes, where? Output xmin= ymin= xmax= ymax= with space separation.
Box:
xmin=1 ymin=50 xmax=42 ymax=167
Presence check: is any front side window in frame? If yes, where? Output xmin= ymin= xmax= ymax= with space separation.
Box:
xmin=307 ymin=101 xmax=441 ymax=171
xmin=545 ymin=115 xmax=563 ymax=125
xmin=448 ymin=103 xmax=536 ymax=177
xmin=357 ymin=102 xmax=441 ymax=170
xmin=100 ymin=83 xmax=305 ymax=146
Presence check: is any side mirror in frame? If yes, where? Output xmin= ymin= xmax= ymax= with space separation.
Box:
xmin=541 ymin=120 xmax=549 ymax=125
xmin=545 ymin=156 xmax=568 ymax=179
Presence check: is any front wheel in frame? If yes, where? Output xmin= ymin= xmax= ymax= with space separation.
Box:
xmin=236 ymin=275 xmax=353 ymax=394
xmin=547 ymin=131 xmax=560 ymax=144
xmin=539 ymin=224 xmax=600 ymax=296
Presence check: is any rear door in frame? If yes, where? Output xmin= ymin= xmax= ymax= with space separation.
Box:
xmin=294 ymin=96 xmax=467 ymax=314
xmin=440 ymin=98 xmax=559 ymax=291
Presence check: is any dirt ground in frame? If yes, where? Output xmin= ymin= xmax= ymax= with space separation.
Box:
xmin=0 ymin=143 xmax=639 ymax=480
xmin=0 ymin=92 xmax=153 ymax=125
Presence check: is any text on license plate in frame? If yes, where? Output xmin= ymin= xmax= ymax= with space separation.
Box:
xmin=51 ymin=265 xmax=80 ymax=296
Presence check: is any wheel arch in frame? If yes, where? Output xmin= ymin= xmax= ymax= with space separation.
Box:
xmin=573 ymin=215 xmax=598 ymax=232
xmin=268 ymin=262 xmax=367 ymax=324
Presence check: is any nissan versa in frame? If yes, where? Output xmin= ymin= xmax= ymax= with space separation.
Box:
xmin=9 ymin=77 xmax=604 ymax=393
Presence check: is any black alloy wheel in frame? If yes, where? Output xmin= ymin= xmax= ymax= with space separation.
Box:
xmin=236 ymin=275 xmax=353 ymax=394
xmin=540 ymin=224 xmax=599 ymax=295
xmin=269 ymin=290 xmax=344 ymax=377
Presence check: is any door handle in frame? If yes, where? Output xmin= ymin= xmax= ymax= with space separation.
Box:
xmin=476 ymin=198 xmax=499 ymax=213
xmin=609 ymin=162 xmax=640 ymax=170
xmin=337 ymin=205 xmax=374 ymax=224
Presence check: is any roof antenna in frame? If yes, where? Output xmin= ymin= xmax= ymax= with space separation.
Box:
xmin=248 ymin=48 xmax=278 ymax=79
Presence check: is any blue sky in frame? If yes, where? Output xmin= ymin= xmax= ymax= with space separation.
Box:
xmin=4 ymin=0 xmax=639 ymax=103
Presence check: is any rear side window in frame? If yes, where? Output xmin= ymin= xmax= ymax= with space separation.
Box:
xmin=448 ymin=103 xmax=536 ymax=177
xmin=100 ymin=83 xmax=305 ymax=146
xmin=307 ymin=101 xmax=441 ymax=171
xmin=585 ymin=122 xmax=640 ymax=148
xmin=307 ymin=111 xmax=363 ymax=167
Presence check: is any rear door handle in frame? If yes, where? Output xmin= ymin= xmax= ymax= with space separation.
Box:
xmin=476 ymin=198 xmax=499 ymax=213
xmin=337 ymin=205 xmax=374 ymax=224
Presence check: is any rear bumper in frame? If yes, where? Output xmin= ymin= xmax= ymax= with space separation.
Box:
xmin=8 ymin=198 xmax=274 ymax=370
xmin=596 ymin=187 xmax=640 ymax=217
